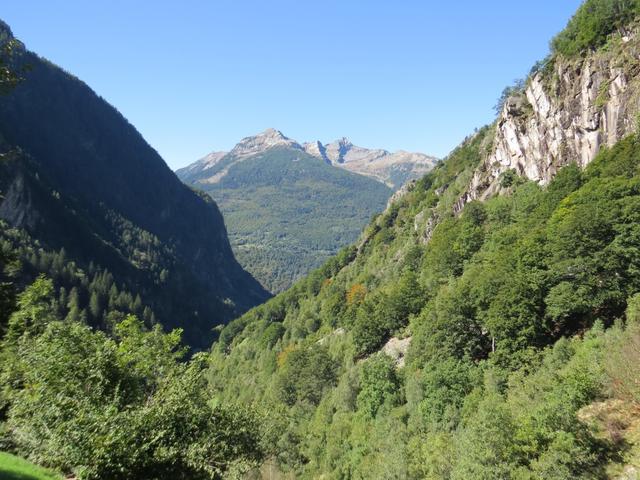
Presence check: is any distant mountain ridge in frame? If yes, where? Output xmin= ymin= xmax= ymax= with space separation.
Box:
xmin=304 ymin=137 xmax=438 ymax=189
xmin=179 ymin=128 xmax=438 ymax=190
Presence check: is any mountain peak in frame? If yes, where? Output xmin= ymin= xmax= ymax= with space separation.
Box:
xmin=230 ymin=128 xmax=302 ymax=157
xmin=261 ymin=127 xmax=287 ymax=139
xmin=0 ymin=19 xmax=15 ymax=43
xmin=325 ymin=137 xmax=355 ymax=164
xmin=304 ymin=138 xmax=437 ymax=188
xmin=302 ymin=140 xmax=329 ymax=164
xmin=335 ymin=137 xmax=353 ymax=147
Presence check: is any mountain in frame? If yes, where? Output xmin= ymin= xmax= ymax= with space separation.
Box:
xmin=303 ymin=137 xmax=438 ymax=189
xmin=180 ymin=129 xmax=438 ymax=191
xmin=0 ymin=19 xmax=269 ymax=349
xmin=207 ymin=2 xmax=640 ymax=477
xmin=177 ymin=129 xmax=395 ymax=293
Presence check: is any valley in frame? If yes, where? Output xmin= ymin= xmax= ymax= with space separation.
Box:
xmin=2 ymin=1 xmax=640 ymax=479
xmin=177 ymin=129 xmax=436 ymax=292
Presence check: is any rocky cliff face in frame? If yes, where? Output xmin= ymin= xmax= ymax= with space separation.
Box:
xmin=459 ymin=26 xmax=640 ymax=209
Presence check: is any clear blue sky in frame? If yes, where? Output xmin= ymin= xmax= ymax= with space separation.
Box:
xmin=2 ymin=1 xmax=582 ymax=169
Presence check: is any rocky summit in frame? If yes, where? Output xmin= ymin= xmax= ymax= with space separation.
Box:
xmin=303 ymin=137 xmax=439 ymax=189
xmin=180 ymin=129 xmax=438 ymax=190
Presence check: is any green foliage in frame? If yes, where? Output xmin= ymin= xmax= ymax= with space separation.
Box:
xmin=353 ymin=270 xmax=424 ymax=356
xmin=418 ymin=358 xmax=480 ymax=429
xmin=208 ymin=131 xmax=640 ymax=477
xmin=0 ymin=39 xmax=23 ymax=95
xmin=551 ymin=0 xmax=640 ymax=56
xmin=180 ymin=147 xmax=392 ymax=293
xmin=356 ymin=354 xmax=401 ymax=418
xmin=5 ymin=275 xmax=56 ymax=340
xmin=0 ymin=28 xmax=269 ymax=349
xmin=451 ymin=390 xmax=520 ymax=479
xmin=0 ymin=278 xmax=264 ymax=479
xmin=586 ymin=134 xmax=640 ymax=179
xmin=352 ymin=293 xmax=394 ymax=356
xmin=276 ymin=345 xmax=338 ymax=406
xmin=260 ymin=322 xmax=285 ymax=349
xmin=605 ymin=314 xmax=640 ymax=406
xmin=494 ymin=79 xmax=526 ymax=115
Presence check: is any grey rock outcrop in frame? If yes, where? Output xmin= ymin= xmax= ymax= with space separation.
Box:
xmin=463 ymin=28 xmax=640 ymax=204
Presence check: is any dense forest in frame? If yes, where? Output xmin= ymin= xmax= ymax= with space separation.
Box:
xmin=0 ymin=27 xmax=268 ymax=479
xmin=207 ymin=125 xmax=640 ymax=478
xmin=3 ymin=0 xmax=640 ymax=479
xmin=178 ymin=144 xmax=393 ymax=293
xmin=0 ymin=19 xmax=269 ymax=349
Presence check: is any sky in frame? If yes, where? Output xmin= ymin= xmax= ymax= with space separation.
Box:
xmin=2 ymin=1 xmax=582 ymax=170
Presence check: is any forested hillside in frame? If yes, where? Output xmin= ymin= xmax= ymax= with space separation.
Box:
xmin=0 ymin=19 xmax=267 ymax=480
xmin=178 ymin=130 xmax=393 ymax=293
xmin=0 ymin=20 xmax=269 ymax=349
xmin=208 ymin=2 xmax=640 ymax=477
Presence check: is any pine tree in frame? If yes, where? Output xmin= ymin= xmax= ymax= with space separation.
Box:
xmin=89 ymin=291 xmax=102 ymax=321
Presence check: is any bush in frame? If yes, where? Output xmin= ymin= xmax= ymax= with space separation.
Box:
xmin=260 ymin=322 xmax=285 ymax=349
xmin=356 ymin=354 xmax=401 ymax=418
xmin=277 ymin=345 xmax=337 ymax=406
xmin=551 ymin=0 xmax=640 ymax=56
xmin=606 ymin=314 xmax=640 ymax=406
xmin=2 ymin=306 xmax=263 ymax=479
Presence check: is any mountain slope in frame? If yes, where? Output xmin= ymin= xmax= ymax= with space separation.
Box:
xmin=0 ymin=20 xmax=269 ymax=348
xmin=207 ymin=3 xmax=640 ymax=478
xmin=303 ymin=137 xmax=438 ymax=189
xmin=177 ymin=129 xmax=394 ymax=293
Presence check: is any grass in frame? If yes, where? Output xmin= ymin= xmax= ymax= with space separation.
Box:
xmin=0 ymin=452 xmax=62 ymax=480
xmin=578 ymin=399 xmax=640 ymax=478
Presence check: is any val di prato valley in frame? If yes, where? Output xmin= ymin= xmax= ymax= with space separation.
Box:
xmin=176 ymin=128 xmax=438 ymax=293
xmin=2 ymin=1 xmax=640 ymax=480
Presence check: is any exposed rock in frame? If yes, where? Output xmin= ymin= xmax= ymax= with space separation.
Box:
xmin=422 ymin=213 xmax=439 ymax=244
xmin=177 ymin=151 xmax=227 ymax=179
xmin=460 ymin=29 xmax=640 ymax=206
xmin=386 ymin=179 xmax=416 ymax=209
xmin=230 ymin=128 xmax=303 ymax=158
xmin=382 ymin=336 xmax=411 ymax=368
xmin=412 ymin=208 xmax=439 ymax=244
xmin=180 ymin=130 xmax=437 ymax=190
xmin=303 ymin=140 xmax=329 ymax=164
xmin=0 ymin=166 xmax=40 ymax=230
xmin=617 ymin=466 xmax=639 ymax=480
xmin=323 ymin=137 xmax=357 ymax=164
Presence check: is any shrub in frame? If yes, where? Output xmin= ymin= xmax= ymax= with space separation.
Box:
xmin=357 ymin=354 xmax=401 ymax=418
xmin=277 ymin=345 xmax=337 ymax=406
xmin=3 ymin=309 xmax=263 ymax=479
xmin=551 ymin=0 xmax=640 ymax=56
